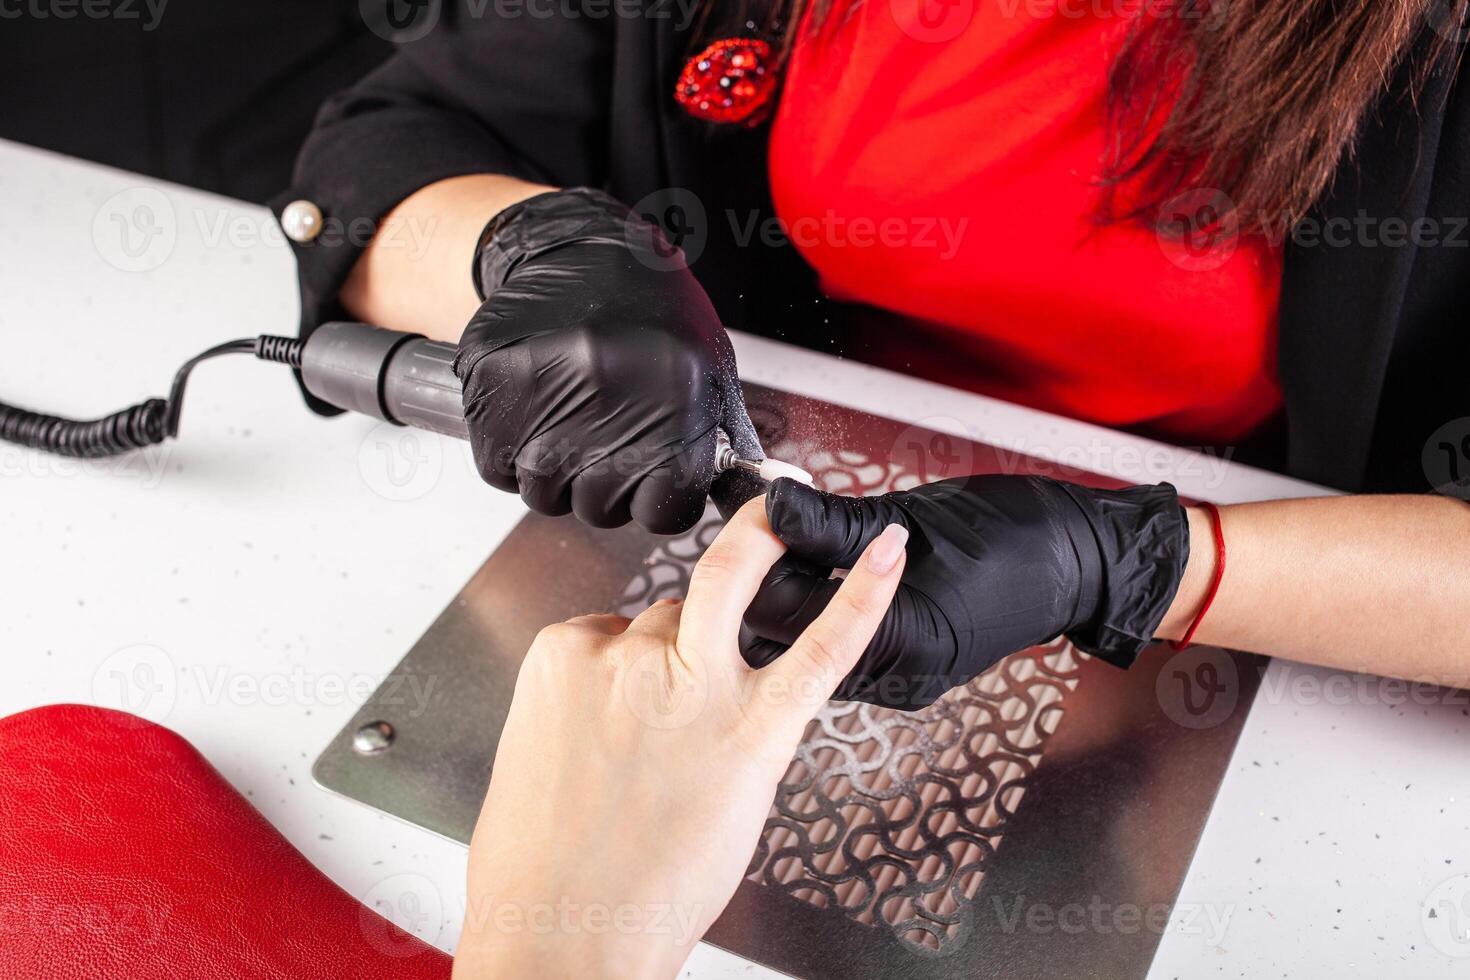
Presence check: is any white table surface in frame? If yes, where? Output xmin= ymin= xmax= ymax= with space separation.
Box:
xmin=2 ymin=138 xmax=1465 ymax=977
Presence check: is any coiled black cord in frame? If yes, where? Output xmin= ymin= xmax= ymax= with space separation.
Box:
xmin=0 ymin=397 xmax=170 ymax=458
xmin=0 ymin=335 xmax=304 ymax=459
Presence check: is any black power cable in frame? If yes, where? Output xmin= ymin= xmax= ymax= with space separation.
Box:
xmin=0 ymin=335 xmax=303 ymax=459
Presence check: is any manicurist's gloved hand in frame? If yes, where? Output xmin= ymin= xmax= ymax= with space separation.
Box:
xmin=742 ymin=475 xmax=1191 ymax=710
xmin=453 ymin=187 xmax=759 ymax=534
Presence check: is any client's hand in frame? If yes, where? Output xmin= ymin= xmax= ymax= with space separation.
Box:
xmin=452 ymin=497 xmax=908 ymax=979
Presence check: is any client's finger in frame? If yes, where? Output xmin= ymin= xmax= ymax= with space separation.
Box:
xmin=741 ymin=553 xmax=839 ymax=653
xmin=562 ymin=613 xmax=633 ymax=636
xmin=678 ymin=496 xmax=786 ymax=657
xmin=744 ymin=523 xmax=907 ymax=737
xmin=741 ymin=560 xmax=955 ymax=711
xmin=625 ymin=597 xmax=684 ymax=637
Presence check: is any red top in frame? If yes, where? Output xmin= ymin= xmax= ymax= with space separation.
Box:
xmin=768 ymin=1 xmax=1283 ymax=444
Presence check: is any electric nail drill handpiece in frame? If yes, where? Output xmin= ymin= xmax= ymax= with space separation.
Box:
xmin=304 ymin=322 xmax=811 ymax=482
xmin=0 ymin=320 xmax=812 ymax=487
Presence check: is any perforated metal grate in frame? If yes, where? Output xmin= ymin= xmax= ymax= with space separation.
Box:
xmin=318 ymin=382 xmax=1259 ymax=979
xmin=757 ymin=642 xmax=1082 ymax=952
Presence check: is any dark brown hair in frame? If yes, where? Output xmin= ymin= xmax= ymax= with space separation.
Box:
xmin=729 ymin=0 xmax=1466 ymax=238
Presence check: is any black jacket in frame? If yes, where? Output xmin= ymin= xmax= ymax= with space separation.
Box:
xmin=272 ymin=1 xmax=1469 ymax=493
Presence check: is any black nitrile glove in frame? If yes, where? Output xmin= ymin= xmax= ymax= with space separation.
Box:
xmin=453 ymin=187 xmax=760 ymax=534
xmin=742 ymin=475 xmax=1191 ymax=710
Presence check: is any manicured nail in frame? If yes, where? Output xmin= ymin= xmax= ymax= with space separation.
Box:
xmin=866 ymin=524 xmax=909 ymax=575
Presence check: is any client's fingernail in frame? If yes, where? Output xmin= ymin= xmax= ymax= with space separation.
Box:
xmin=867 ymin=523 xmax=909 ymax=575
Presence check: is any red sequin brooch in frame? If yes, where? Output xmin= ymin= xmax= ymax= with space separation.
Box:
xmin=674 ymin=38 xmax=777 ymax=126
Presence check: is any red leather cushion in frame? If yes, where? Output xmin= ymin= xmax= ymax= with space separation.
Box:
xmin=0 ymin=704 xmax=451 ymax=980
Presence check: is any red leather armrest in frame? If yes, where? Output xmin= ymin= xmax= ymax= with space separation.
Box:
xmin=0 ymin=704 xmax=452 ymax=980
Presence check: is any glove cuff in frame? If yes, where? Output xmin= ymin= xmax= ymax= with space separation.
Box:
xmin=471 ymin=187 xmax=664 ymax=300
xmin=1058 ymin=482 xmax=1191 ymax=669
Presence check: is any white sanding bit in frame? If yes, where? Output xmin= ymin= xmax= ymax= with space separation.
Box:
xmin=714 ymin=441 xmax=814 ymax=486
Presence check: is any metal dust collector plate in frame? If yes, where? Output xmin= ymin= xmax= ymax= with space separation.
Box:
xmin=316 ymin=386 xmax=1261 ymax=979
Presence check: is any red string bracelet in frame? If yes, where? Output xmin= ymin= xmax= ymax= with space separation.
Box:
xmin=1168 ymin=502 xmax=1226 ymax=651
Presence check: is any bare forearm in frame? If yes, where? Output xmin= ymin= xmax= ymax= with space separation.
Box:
xmin=1158 ymin=495 xmax=1470 ymax=686
xmin=340 ymin=174 xmax=553 ymax=342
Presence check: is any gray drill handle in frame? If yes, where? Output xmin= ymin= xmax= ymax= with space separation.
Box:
xmin=301 ymin=321 xmax=762 ymax=484
xmin=300 ymin=321 xmax=469 ymax=440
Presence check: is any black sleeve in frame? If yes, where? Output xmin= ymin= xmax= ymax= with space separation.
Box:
xmin=268 ymin=9 xmax=613 ymax=413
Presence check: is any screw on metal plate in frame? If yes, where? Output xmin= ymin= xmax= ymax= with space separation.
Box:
xmin=353 ymin=720 xmax=395 ymax=755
